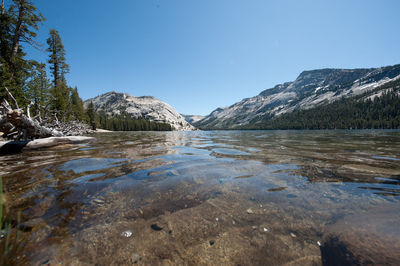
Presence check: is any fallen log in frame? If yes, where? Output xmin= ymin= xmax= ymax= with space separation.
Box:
xmin=6 ymin=109 xmax=63 ymax=138
xmin=0 ymin=136 xmax=96 ymax=155
xmin=1 ymin=87 xmax=90 ymax=139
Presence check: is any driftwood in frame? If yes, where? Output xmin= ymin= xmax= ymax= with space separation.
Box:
xmin=1 ymin=88 xmax=90 ymax=140
xmin=0 ymin=136 xmax=96 ymax=155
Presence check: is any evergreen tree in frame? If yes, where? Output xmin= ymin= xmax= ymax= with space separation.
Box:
xmin=96 ymin=111 xmax=172 ymax=131
xmin=46 ymin=29 xmax=70 ymax=121
xmin=0 ymin=0 xmax=44 ymax=104
xmin=46 ymin=29 xmax=69 ymax=89
xmin=70 ymin=86 xmax=85 ymax=121
xmin=86 ymin=101 xmax=97 ymax=130
xmin=9 ymin=0 xmax=44 ymax=59
xmin=49 ymin=84 xmax=70 ymax=121
xmin=26 ymin=61 xmax=50 ymax=119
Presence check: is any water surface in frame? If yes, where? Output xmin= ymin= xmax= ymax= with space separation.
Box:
xmin=1 ymin=130 xmax=400 ymax=265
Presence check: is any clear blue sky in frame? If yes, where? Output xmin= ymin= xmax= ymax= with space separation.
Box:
xmin=22 ymin=0 xmax=400 ymax=115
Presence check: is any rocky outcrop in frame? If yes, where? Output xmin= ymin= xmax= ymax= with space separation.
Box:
xmin=84 ymin=92 xmax=195 ymax=131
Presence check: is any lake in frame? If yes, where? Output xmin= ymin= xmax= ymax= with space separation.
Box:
xmin=1 ymin=130 xmax=400 ymax=265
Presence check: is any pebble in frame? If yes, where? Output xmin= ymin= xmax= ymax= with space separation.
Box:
xmin=263 ymin=228 xmax=268 ymax=232
xmin=215 ymin=217 xmax=219 ymax=221
xmin=232 ymin=220 xmax=236 ymax=225
xmin=131 ymin=253 xmax=141 ymax=264
xmin=121 ymin=230 xmax=133 ymax=238
xmin=290 ymin=232 xmax=296 ymax=238
xmin=151 ymin=224 xmax=163 ymax=231
xmin=93 ymin=198 xmax=104 ymax=204
xmin=170 ymin=170 xmax=179 ymax=176
xmin=246 ymin=208 xmax=254 ymax=214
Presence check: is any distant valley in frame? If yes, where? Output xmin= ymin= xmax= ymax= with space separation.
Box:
xmin=181 ymin=114 xmax=205 ymax=124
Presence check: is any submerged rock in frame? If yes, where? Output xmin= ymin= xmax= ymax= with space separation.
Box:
xmin=150 ymin=224 xmax=163 ymax=231
xmin=121 ymin=230 xmax=133 ymax=238
xmin=321 ymin=203 xmax=400 ymax=265
xmin=131 ymin=253 xmax=141 ymax=264
xmin=246 ymin=208 xmax=254 ymax=214
xmin=93 ymin=198 xmax=105 ymax=204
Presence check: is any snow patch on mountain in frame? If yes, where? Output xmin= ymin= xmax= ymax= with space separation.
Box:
xmin=195 ymin=64 xmax=400 ymax=129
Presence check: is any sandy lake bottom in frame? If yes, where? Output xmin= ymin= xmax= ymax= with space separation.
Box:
xmin=1 ymin=130 xmax=400 ymax=265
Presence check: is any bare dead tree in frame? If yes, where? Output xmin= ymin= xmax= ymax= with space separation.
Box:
xmin=1 ymin=87 xmax=91 ymax=140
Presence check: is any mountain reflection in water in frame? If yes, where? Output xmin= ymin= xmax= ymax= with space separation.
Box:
xmin=1 ymin=130 xmax=399 ymax=265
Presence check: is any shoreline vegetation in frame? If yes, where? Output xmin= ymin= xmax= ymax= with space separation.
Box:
xmin=0 ymin=0 xmax=174 ymax=143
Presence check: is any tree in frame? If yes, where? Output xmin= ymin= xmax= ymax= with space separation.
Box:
xmin=49 ymin=84 xmax=70 ymax=122
xmin=86 ymin=101 xmax=97 ymax=130
xmin=26 ymin=61 xmax=50 ymax=120
xmin=46 ymin=29 xmax=70 ymax=121
xmin=0 ymin=0 xmax=44 ymax=104
xmin=70 ymin=86 xmax=85 ymax=121
xmin=46 ymin=29 xmax=69 ymax=88
xmin=9 ymin=0 xmax=44 ymax=59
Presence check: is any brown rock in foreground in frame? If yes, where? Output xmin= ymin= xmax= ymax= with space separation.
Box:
xmin=321 ymin=203 xmax=400 ymax=265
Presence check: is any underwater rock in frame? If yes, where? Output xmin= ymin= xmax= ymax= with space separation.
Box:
xmin=150 ymin=224 xmax=163 ymax=231
xmin=93 ymin=198 xmax=105 ymax=204
xmin=321 ymin=203 xmax=400 ymax=265
xmin=121 ymin=230 xmax=133 ymax=238
xmin=131 ymin=253 xmax=141 ymax=264
xmin=268 ymin=187 xmax=287 ymax=192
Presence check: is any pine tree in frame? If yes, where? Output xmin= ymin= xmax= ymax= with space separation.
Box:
xmin=70 ymin=87 xmax=85 ymax=121
xmin=9 ymin=0 xmax=44 ymax=59
xmin=46 ymin=29 xmax=70 ymax=121
xmin=26 ymin=61 xmax=50 ymax=120
xmin=0 ymin=0 xmax=44 ymax=104
xmin=46 ymin=29 xmax=69 ymax=89
xmin=86 ymin=101 xmax=97 ymax=130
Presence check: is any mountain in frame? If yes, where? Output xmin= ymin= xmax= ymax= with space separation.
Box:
xmin=195 ymin=64 xmax=400 ymax=129
xmin=84 ymin=92 xmax=195 ymax=131
xmin=181 ymin=114 xmax=205 ymax=124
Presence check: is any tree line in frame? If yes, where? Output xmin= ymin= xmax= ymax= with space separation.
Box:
xmin=96 ymin=110 xmax=172 ymax=131
xmin=240 ymin=79 xmax=400 ymax=130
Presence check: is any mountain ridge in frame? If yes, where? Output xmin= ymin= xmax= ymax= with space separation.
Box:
xmin=195 ymin=64 xmax=400 ymax=129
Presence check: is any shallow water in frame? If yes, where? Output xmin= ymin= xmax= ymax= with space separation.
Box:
xmin=1 ymin=130 xmax=400 ymax=265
